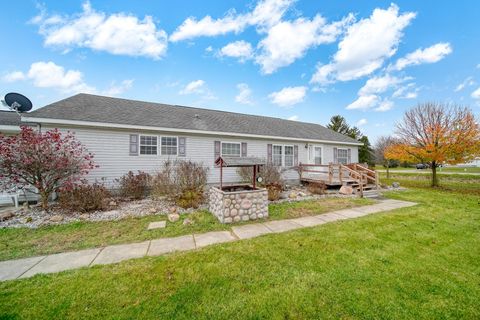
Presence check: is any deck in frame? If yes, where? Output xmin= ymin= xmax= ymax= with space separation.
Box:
xmin=299 ymin=163 xmax=379 ymax=192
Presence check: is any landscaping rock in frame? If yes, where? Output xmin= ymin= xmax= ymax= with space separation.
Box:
xmin=168 ymin=213 xmax=180 ymax=222
xmin=183 ymin=218 xmax=193 ymax=226
xmin=339 ymin=185 xmax=353 ymax=195
xmin=149 ymin=207 xmax=157 ymax=214
xmin=108 ymin=200 xmax=117 ymax=207
xmin=79 ymin=213 xmax=90 ymax=220
xmin=0 ymin=211 xmax=14 ymax=221
xmin=49 ymin=215 xmax=64 ymax=222
xmin=288 ymin=192 xmax=297 ymax=199
xmin=392 ymin=182 xmax=400 ymax=188
xmin=169 ymin=206 xmax=177 ymax=214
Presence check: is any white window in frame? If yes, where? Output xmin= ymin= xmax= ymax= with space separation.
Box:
xmin=161 ymin=136 xmax=178 ymax=155
xmin=284 ymin=145 xmax=294 ymax=167
xmin=221 ymin=142 xmax=241 ymax=157
xmin=337 ymin=148 xmax=348 ymax=164
xmin=273 ymin=145 xmax=283 ymax=166
xmin=140 ymin=135 xmax=157 ymax=155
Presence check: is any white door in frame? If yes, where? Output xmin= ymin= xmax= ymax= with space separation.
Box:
xmin=308 ymin=145 xmax=322 ymax=164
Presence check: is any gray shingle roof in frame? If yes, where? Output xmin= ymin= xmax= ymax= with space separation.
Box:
xmin=0 ymin=111 xmax=21 ymax=126
xmin=26 ymin=93 xmax=360 ymax=144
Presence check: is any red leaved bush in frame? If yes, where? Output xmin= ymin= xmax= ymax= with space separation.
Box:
xmin=0 ymin=126 xmax=97 ymax=209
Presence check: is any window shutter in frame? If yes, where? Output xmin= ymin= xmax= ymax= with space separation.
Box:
xmin=178 ymin=137 xmax=186 ymax=156
xmin=214 ymin=141 xmax=221 ymax=159
xmin=267 ymin=144 xmax=272 ymax=163
xmin=129 ymin=134 xmax=139 ymax=156
xmin=294 ymin=145 xmax=299 ymax=166
xmin=333 ymin=147 xmax=338 ymax=164
xmin=347 ymin=148 xmax=351 ymax=164
xmin=241 ymin=142 xmax=247 ymax=157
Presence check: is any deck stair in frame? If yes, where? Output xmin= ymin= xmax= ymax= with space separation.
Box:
xmin=299 ymin=163 xmax=380 ymax=197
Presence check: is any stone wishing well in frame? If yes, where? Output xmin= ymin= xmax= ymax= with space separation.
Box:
xmin=209 ymin=156 xmax=268 ymax=224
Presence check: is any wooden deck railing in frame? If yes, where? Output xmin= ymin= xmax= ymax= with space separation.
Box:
xmin=299 ymin=163 xmax=378 ymax=189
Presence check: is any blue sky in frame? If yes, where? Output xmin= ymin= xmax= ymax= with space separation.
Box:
xmin=1 ymin=0 xmax=479 ymax=142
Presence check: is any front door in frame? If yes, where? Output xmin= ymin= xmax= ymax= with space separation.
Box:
xmin=308 ymin=145 xmax=322 ymax=164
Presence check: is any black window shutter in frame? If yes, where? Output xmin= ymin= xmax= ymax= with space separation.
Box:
xmin=129 ymin=134 xmax=139 ymax=156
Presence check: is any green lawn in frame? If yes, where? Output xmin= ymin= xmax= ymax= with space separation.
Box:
xmin=1 ymin=179 xmax=479 ymax=319
xmin=0 ymin=197 xmax=372 ymax=261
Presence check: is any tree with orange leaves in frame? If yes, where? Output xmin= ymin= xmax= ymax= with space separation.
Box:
xmin=385 ymin=102 xmax=480 ymax=187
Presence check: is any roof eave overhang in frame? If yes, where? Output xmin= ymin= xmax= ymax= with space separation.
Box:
xmin=21 ymin=116 xmax=363 ymax=146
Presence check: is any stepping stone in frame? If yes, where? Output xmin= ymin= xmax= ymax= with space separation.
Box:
xmin=290 ymin=216 xmax=327 ymax=227
xmin=194 ymin=231 xmax=236 ymax=248
xmin=232 ymin=223 xmax=272 ymax=239
xmin=147 ymin=221 xmax=166 ymax=230
xmin=148 ymin=235 xmax=195 ymax=256
xmin=21 ymin=249 xmax=100 ymax=278
xmin=92 ymin=241 xmax=149 ymax=265
xmin=263 ymin=220 xmax=302 ymax=233
xmin=0 ymin=256 xmax=45 ymax=281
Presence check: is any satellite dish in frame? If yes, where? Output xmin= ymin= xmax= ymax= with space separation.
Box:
xmin=2 ymin=92 xmax=33 ymax=113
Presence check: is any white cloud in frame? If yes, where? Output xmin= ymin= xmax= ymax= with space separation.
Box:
xmin=346 ymin=94 xmax=379 ymax=110
xmin=3 ymin=61 xmax=137 ymax=96
xmin=179 ymin=80 xmax=206 ymax=95
xmin=471 ymin=87 xmax=480 ymax=99
xmin=287 ymin=115 xmax=299 ymax=121
xmin=374 ymin=99 xmax=394 ymax=112
xmin=268 ymin=86 xmax=307 ymax=107
xmin=311 ymin=4 xmax=415 ymax=85
xmin=205 ymin=46 xmax=213 ymax=52
xmin=356 ymin=118 xmax=368 ymax=126
xmin=219 ymin=41 xmax=253 ymax=62
xmin=358 ymin=74 xmax=407 ymax=95
xmin=179 ymin=80 xmax=216 ymax=100
xmin=454 ymin=76 xmax=475 ymax=92
xmin=103 ymin=79 xmax=134 ymax=96
xmin=170 ymin=0 xmax=293 ymax=42
xmin=392 ymin=42 xmax=452 ymax=71
xmin=392 ymin=83 xmax=418 ymax=99
xmin=235 ymin=83 xmax=253 ymax=105
xmin=2 ymin=71 xmax=26 ymax=82
xmin=256 ymin=14 xmax=354 ymax=74
xmin=33 ymin=1 xmax=168 ymax=59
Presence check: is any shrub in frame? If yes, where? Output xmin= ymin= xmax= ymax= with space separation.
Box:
xmin=151 ymin=160 xmax=208 ymax=208
xmin=266 ymin=182 xmax=283 ymax=201
xmin=237 ymin=163 xmax=284 ymax=188
xmin=307 ymin=181 xmax=326 ymax=195
xmin=117 ymin=171 xmax=150 ymax=200
xmin=58 ymin=181 xmax=111 ymax=213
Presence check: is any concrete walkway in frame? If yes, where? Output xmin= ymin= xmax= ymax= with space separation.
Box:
xmin=0 ymin=199 xmax=417 ymax=281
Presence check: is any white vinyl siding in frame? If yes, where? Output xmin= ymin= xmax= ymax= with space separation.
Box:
xmin=139 ymin=135 xmax=157 ymax=155
xmin=337 ymin=148 xmax=348 ymax=164
xmin=221 ymin=142 xmax=241 ymax=157
xmin=43 ymin=125 xmax=358 ymax=186
xmin=161 ymin=136 xmax=178 ymax=155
